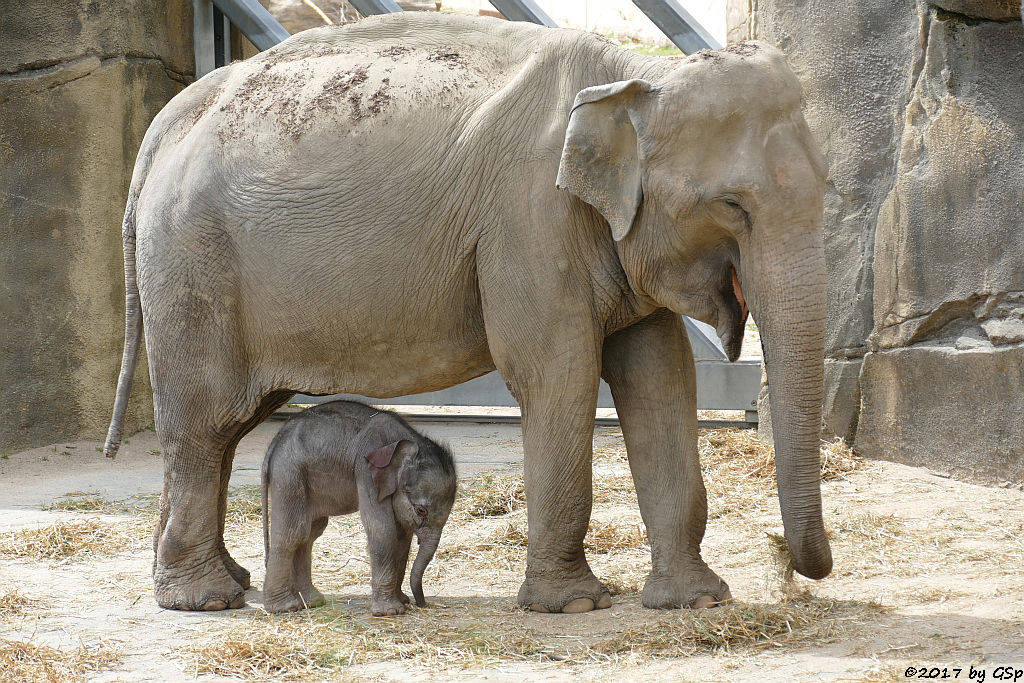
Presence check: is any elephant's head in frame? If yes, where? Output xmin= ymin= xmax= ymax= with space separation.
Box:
xmin=556 ymin=43 xmax=832 ymax=580
xmin=364 ymin=435 xmax=457 ymax=606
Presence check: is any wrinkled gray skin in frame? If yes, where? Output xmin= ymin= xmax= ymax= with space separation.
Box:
xmin=104 ymin=12 xmax=832 ymax=614
xmin=261 ymin=401 xmax=456 ymax=616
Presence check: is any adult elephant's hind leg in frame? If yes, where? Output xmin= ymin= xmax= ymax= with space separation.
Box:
xmin=602 ymin=310 xmax=731 ymax=609
xmin=215 ymin=391 xmax=294 ymax=590
xmin=153 ymin=419 xmax=246 ymax=611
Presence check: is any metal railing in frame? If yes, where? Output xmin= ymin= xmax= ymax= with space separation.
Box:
xmin=193 ymin=0 xmax=720 ymax=78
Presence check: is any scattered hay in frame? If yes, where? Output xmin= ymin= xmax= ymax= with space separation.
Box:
xmin=484 ymin=521 xmax=529 ymax=548
xmin=764 ymin=531 xmax=810 ymax=601
xmin=183 ymin=601 xmax=544 ymax=675
xmin=819 ymin=438 xmax=861 ymax=481
xmin=0 ymin=519 xmax=148 ymax=561
xmin=42 ymin=493 xmax=119 ymax=514
xmin=0 ymin=638 xmax=122 ymax=682
xmin=41 ymin=492 xmax=159 ymax=519
xmin=593 ymin=443 xmax=627 ymax=463
xmin=592 ymin=474 xmax=637 ymax=506
xmin=588 ymin=598 xmax=882 ymax=658
xmin=458 ymin=474 xmax=525 ymax=518
xmin=831 ymin=512 xmax=903 ymax=547
xmin=183 ymin=593 xmax=888 ymax=677
xmin=183 ymin=623 xmax=330 ymax=680
xmin=601 ymin=574 xmax=645 ymax=596
xmin=585 ymin=520 xmax=648 ymax=554
xmin=701 ymin=431 xmax=861 ymax=484
xmin=225 ymin=485 xmax=264 ymax=528
xmin=0 ymin=590 xmax=38 ymax=619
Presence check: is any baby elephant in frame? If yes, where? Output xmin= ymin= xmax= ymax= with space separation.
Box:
xmin=261 ymin=400 xmax=457 ymax=615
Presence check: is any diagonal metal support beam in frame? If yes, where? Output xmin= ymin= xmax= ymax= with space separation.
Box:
xmin=211 ymin=0 xmax=290 ymax=51
xmin=349 ymin=0 xmax=403 ymax=14
xmin=488 ymin=0 xmax=558 ymax=27
xmin=631 ymin=0 xmax=721 ymax=53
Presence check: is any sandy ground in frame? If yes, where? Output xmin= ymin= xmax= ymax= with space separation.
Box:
xmin=1 ymin=412 xmax=1022 ymax=682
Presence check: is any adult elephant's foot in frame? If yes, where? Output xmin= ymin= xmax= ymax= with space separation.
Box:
xmin=219 ymin=548 xmax=251 ymax=590
xmin=641 ymin=566 xmax=731 ymax=609
xmin=153 ymin=554 xmax=246 ymax=611
xmin=517 ymin=569 xmax=612 ymax=614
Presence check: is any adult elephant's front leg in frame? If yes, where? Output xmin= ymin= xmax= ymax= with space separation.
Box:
xmin=510 ymin=361 xmax=612 ymax=614
xmin=602 ymin=310 xmax=731 ymax=609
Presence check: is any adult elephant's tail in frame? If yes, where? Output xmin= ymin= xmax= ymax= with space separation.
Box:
xmin=102 ymin=69 xmax=227 ymax=457
xmin=103 ymin=197 xmax=141 ymax=459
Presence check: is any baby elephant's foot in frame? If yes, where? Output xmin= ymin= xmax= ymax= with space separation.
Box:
xmin=371 ymin=595 xmax=407 ymax=616
xmin=264 ymin=587 xmax=325 ymax=613
xmin=304 ymin=586 xmax=326 ymax=608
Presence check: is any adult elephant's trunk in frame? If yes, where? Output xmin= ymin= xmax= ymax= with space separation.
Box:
xmin=748 ymin=234 xmax=833 ymax=580
xmin=410 ymin=526 xmax=442 ymax=607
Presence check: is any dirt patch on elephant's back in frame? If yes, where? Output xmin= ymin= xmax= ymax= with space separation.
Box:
xmin=1 ymin=423 xmax=1022 ymax=680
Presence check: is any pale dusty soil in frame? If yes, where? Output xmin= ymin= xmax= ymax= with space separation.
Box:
xmin=1 ymin=416 xmax=1022 ymax=682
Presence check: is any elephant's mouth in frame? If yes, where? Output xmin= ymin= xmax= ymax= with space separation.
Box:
xmin=715 ymin=265 xmax=748 ymax=362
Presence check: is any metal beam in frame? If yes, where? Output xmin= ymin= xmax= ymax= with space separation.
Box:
xmin=488 ymin=0 xmax=558 ymax=27
xmin=348 ymin=0 xmax=403 ymax=15
xmin=683 ymin=317 xmax=728 ymax=361
xmin=211 ymin=0 xmax=290 ymax=52
xmin=193 ymin=0 xmax=216 ymax=78
xmin=631 ymin=0 xmax=721 ymax=53
xmin=213 ymin=6 xmax=231 ymax=69
xmin=294 ymin=359 xmax=761 ymax=412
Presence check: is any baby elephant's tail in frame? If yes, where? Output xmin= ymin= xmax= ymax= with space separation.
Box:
xmin=262 ymin=452 xmax=271 ymax=568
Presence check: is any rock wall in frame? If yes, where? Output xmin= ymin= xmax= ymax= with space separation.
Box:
xmin=0 ymin=2 xmax=194 ymax=452
xmin=728 ymin=1 xmax=1024 ymax=484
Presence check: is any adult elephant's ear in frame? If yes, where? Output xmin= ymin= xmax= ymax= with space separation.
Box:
xmin=556 ymin=79 xmax=653 ymax=241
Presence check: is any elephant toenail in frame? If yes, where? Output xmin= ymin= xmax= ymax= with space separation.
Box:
xmin=529 ymin=603 xmax=550 ymax=613
xmin=562 ymin=597 xmax=595 ymax=613
xmin=596 ymin=593 xmax=612 ymax=609
xmin=202 ymin=598 xmax=228 ymax=611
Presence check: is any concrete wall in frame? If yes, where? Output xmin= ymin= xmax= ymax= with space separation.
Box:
xmin=0 ymin=2 xmax=195 ymax=453
xmin=728 ymin=0 xmax=1023 ymax=485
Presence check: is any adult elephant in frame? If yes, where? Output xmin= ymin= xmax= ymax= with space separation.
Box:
xmin=105 ymin=12 xmax=831 ymax=613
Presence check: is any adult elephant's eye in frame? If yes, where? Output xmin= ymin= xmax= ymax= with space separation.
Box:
xmin=714 ymin=196 xmax=751 ymax=231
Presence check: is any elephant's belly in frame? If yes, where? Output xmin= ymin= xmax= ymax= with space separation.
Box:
xmin=285 ymin=338 xmax=496 ymax=400
xmin=242 ymin=280 xmax=495 ymax=399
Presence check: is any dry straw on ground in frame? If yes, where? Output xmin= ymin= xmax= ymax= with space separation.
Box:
xmin=458 ymin=473 xmax=526 ymax=518
xmin=0 ymin=590 xmax=38 ymax=620
xmin=0 ymin=519 xmax=148 ymax=562
xmin=0 ymin=638 xmax=122 ymax=683
xmin=182 ymin=595 xmax=885 ymax=676
xmin=588 ymin=598 xmax=886 ymax=659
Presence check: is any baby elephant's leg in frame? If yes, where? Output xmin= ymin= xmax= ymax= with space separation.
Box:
xmin=364 ymin=517 xmax=413 ymax=616
xmin=264 ymin=505 xmax=314 ymax=613
xmin=292 ymin=517 xmax=329 ymax=608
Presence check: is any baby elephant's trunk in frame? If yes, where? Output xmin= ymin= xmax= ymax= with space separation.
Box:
xmin=410 ymin=526 xmax=442 ymax=608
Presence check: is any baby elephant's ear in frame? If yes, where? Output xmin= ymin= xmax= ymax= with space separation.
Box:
xmin=364 ymin=442 xmax=398 ymax=469
xmin=364 ymin=439 xmax=418 ymax=502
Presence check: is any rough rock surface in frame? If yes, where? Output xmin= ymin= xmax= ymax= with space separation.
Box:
xmin=729 ymin=0 xmax=1023 ymax=484
xmin=0 ymin=2 xmax=193 ymax=452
